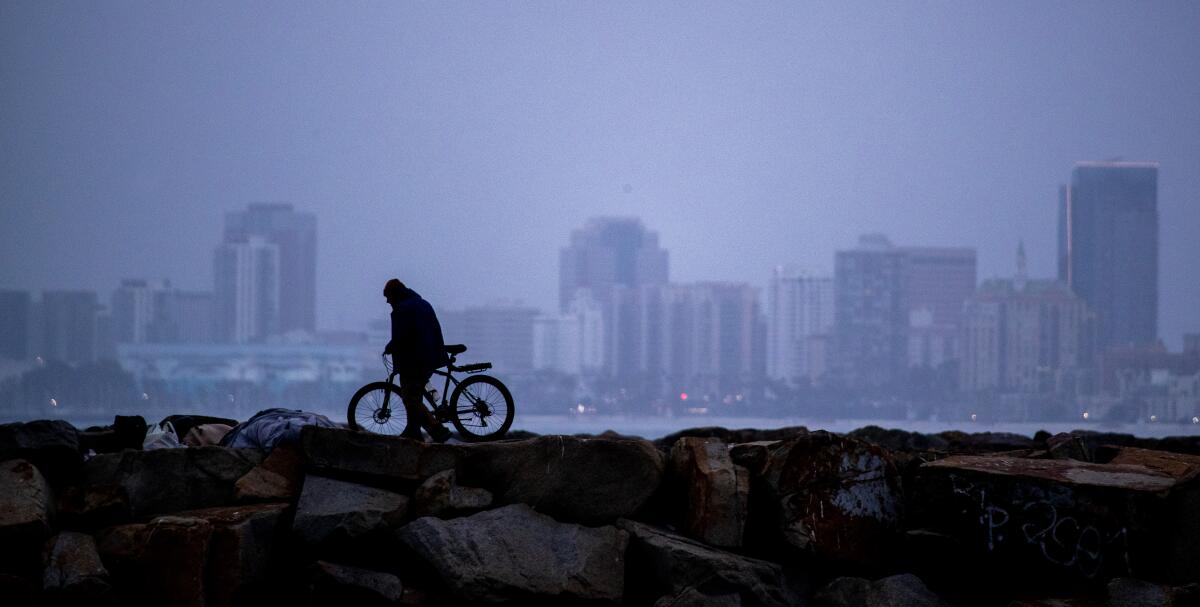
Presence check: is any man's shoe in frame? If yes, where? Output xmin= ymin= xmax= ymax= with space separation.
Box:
xmin=429 ymin=426 xmax=452 ymax=443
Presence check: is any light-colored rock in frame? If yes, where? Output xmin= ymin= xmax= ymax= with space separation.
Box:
xmin=0 ymin=459 xmax=53 ymax=545
xmin=83 ymin=446 xmax=262 ymax=519
xmin=397 ymin=503 xmax=628 ymax=604
xmin=669 ymin=437 xmax=749 ymax=548
xmin=42 ymin=531 xmax=111 ymax=600
xmin=412 ymin=469 xmax=492 ymax=518
xmin=301 ymin=425 xmax=460 ymax=483
xmin=234 ymin=444 xmax=304 ymax=502
xmin=294 ymin=475 xmax=408 ymax=548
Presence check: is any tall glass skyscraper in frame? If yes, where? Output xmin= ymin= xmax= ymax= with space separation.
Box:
xmin=223 ymin=203 xmax=317 ymax=335
xmin=1058 ymin=162 xmax=1158 ymax=349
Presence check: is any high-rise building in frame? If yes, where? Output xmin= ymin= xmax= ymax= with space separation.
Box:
xmin=0 ymin=290 xmax=32 ymax=360
xmin=902 ymin=246 xmax=977 ymax=369
xmin=834 ymin=235 xmax=907 ymax=388
xmin=111 ymin=279 xmax=171 ymax=344
xmin=559 ymin=217 xmax=669 ymax=312
xmin=214 ymin=236 xmax=280 ymax=344
xmin=151 ymin=291 xmax=215 ymax=344
xmin=224 ymin=203 xmax=317 ymax=334
xmin=441 ymin=303 xmax=539 ymax=373
xmin=533 ymin=291 xmax=605 ymax=375
xmin=658 ymin=282 xmax=760 ymax=399
xmin=40 ymin=290 xmax=100 ymax=363
xmin=1058 ymin=161 xmax=1158 ymax=349
xmin=766 ymin=267 xmax=834 ymax=384
xmin=961 ymin=247 xmax=1095 ymax=395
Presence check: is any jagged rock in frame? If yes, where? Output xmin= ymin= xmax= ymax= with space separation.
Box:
xmin=655 ymin=427 xmax=809 ymax=452
xmin=397 ymin=503 xmax=627 ymax=604
xmin=458 ymin=435 xmax=665 ymax=524
xmin=618 ymin=519 xmax=798 ymax=607
xmin=669 ymin=437 xmax=749 ymax=548
xmin=935 ymin=430 xmax=1038 ymax=454
xmin=1106 ymin=577 xmax=1200 ymax=606
xmin=180 ymin=503 xmax=288 ymax=607
xmin=0 ymin=420 xmax=81 ymax=483
xmin=234 ymin=443 xmax=304 ymax=502
xmin=655 ymin=586 xmax=744 ymax=606
xmin=412 ymin=469 xmax=492 ymax=518
xmin=0 ymin=459 xmax=54 ymax=576
xmin=293 ymin=475 xmax=408 ymax=549
xmin=814 ymin=574 xmax=950 ymax=607
xmin=42 ymin=531 xmax=111 ymax=602
xmin=308 ymin=561 xmax=405 ymax=606
xmin=301 ymin=426 xmax=460 ymax=483
xmin=916 ymin=447 xmax=1200 ymax=587
xmin=848 ymin=426 xmax=952 ymax=453
xmin=1046 ymin=433 xmax=1092 ymax=462
xmin=747 ymin=430 xmax=903 ymax=565
xmin=83 ymin=446 xmax=262 ymax=519
xmin=142 ymin=516 xmax=212 ymax=607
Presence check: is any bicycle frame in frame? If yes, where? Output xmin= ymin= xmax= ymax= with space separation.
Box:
xmin=381 ymin=354 xmax=476 ymax=419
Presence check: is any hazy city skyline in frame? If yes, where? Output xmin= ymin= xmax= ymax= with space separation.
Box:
xmin=3 ymin=3 xmax=1199 ymax=348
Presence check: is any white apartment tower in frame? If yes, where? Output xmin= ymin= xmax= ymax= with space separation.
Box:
xmin=766 ymin=267 xmax=834 ymax=384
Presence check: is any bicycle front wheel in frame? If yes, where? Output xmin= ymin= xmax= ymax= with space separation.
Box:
xmin=449 ymin=375 xmax=514 ymax=442
xmin=347 ymin=381 xmax=409 ymax=436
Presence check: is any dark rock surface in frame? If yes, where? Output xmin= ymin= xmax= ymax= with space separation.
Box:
xmin=619 ymin=518 xmax=800 ymax=607
xmin=0 ymin=420 xmax=81 ymax=483
xmin=82 ymin=446 xmax=262 ymax=519
xmin=397 ymin=503 xmax=628 ymax=604
xmin=4 ymin=416 xmax=1200 ymax=607
xmin=457 ymin=434 xmax=665 ymax=524
xmin=814 ymin=573 xmax=951 ymax=607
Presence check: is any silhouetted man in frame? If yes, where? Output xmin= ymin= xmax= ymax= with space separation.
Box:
xmin=383 ymin=279 xmax=452 ymax=442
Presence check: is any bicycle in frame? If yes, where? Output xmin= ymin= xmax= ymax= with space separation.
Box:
xmin=346 ymin=344 xmax=515 ymax=442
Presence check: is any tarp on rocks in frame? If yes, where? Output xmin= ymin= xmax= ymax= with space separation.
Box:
xmin=220 ymin=408 xmax=338 ymax=451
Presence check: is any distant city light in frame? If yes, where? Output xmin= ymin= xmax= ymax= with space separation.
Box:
xmin=679 ymin=392 xmax=688 ymax=401
xmin=970 ymin=413 xmax=977 ymax=422
xmin=1150 ymin=415 xmax=1158 ymax=422
xmin=141 ymin=392 xmax=150 ymax=400
xmin=49 ymin=398 xmax=57 ymax=407
xmin=1082 ymin=411 xmax=1090 ymax=420
xmin=35 ymin=356 xmax=44 ymax=366
xmin=576 ymin=404 xmax=585 ymax=413
xmin=1193 ymin=417 xmax=1199 ymax=425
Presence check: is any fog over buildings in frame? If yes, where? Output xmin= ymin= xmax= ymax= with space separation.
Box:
xmin=1 ymin=3 xmax=1199 ymax=431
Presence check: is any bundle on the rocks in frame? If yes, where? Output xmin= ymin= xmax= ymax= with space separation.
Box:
xmin=1 ymin=416 xmax=1199 ymax=607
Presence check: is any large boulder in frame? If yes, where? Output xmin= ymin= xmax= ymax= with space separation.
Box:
xmin=1106 ymin=577 xmax=1200 ymax=606
xmin=308 ymin=561 xmax=406 ymax=606
xmin=738 ymin=430 xmax=903 ymax=565
xmin=42 ymin=531 xmax=112 ymax=603
xmin=814 ymin=574 xmax=951 ymax=607
xmin=669 ymin=437 xmax=749 ymax=548
xmin=0 ymin=459 xmax=54 ymax=576
xmin=180 ymin=503 xmax=289 ymax=607
xmin=0 ymin=420 xmax=81 ymax=483
xmin=301 ymin=426 xmax=460 ymax=484
xmin=915 ymin=447 xmax=1200 ymax=588
xmin=234 ymin=444 xmax=304 ymax=502
xmin=618 ymin=519 xmax=799 ymax=607
xmin=96 ymin=516 xmax=213 ymax=607
xmin=412 ymin=469 xmax=492 ymax=519
xmin=655 ymin=427 xmax=810 ymax=452
xmin=397 ymin=503 xmax=628 ymax=604
xmin=458 ymin=435 xmax=665 ymax=524
xmin=293 ymin=475 xmax=408 ymax=551
xmin=82 ymin=446 xmax=263 ymax=519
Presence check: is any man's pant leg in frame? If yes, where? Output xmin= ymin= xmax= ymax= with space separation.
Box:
xmin=399 ymin=372 xmax=433 ymax=436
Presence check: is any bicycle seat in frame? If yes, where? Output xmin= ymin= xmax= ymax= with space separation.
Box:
xmin=445 ymin=344 xmax=467 ymax=355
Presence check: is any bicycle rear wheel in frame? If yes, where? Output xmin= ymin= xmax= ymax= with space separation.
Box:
xmin=449 ymin=375 xmax=514 ymax=442
xmin=347 ymin=381 xmax=409 ymax=436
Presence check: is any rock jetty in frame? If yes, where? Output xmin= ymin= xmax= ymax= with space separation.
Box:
xmin=1 ymin=417 xmax=1199 ymax=606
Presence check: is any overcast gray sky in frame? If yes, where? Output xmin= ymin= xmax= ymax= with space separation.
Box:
xmin=2 ymin=1 xmax=1198 ymax=345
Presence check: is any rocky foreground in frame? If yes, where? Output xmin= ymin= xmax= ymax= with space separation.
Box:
xmin=2 ymin=418 xmax=1200 ymax=606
